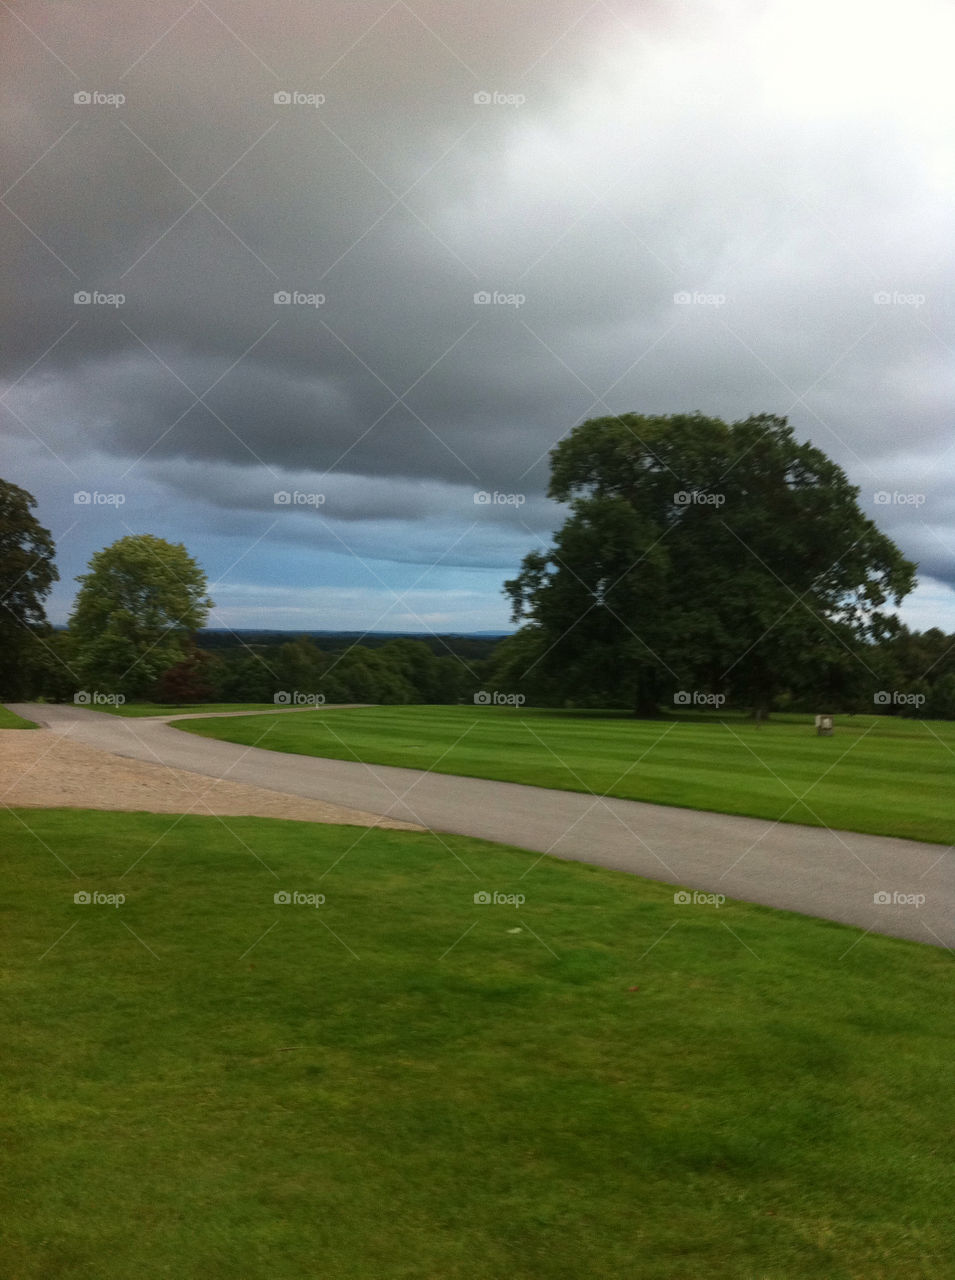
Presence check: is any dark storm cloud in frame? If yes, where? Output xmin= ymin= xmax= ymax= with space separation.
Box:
xmin=2 ymin=0 xmax=953 ymax=624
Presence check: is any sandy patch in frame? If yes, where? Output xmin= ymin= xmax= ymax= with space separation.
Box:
xmin=0 ymin=729 xmax=421 ymax=830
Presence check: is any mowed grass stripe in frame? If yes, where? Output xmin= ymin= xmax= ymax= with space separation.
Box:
xmin=3 ymin=808 xmax=954 ymax=1279
xmin=180 ymin=706 xmax=955 ymax=845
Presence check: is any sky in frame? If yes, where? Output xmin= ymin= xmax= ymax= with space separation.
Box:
xmin=2 ymin=0 xmax=953 ymax=635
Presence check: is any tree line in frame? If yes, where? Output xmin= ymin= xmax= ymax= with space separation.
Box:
xmin=1 ymin=408 xmax=952 ymax=717
xmin=0 ymin=494 xmax=487 ymax=707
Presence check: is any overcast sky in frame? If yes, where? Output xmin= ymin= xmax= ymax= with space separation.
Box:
xmin=2 ymin=0 xmax=953 ymax=634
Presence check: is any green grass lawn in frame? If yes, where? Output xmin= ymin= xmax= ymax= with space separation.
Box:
xmin=179 ymin=705 xmax=955 ymax=845
xmin=0 ymin=705 xmax=37 ymax=729
xmin=2 ymin=807 xmax=954 ymax=1279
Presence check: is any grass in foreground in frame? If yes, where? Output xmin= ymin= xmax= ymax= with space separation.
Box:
xmin=2 ymin=807 xmax=953 ymax=1279
xmin=0 ymin=705 xmax=37 ymax=729
xmin=179 ymin=705 xmax=955 ymax=845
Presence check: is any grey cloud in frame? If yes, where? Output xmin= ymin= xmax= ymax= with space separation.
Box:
xmin=2 ymin=0 xmax=954 ymax=620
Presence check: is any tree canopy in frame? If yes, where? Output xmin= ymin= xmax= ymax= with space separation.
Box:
xmin=69 ymin=534 xmax=213 ymax=698
xmin=0 ymin=478 xmax=59 ymax=698
xmin=505 ymin=413 xmax=917 ymax=715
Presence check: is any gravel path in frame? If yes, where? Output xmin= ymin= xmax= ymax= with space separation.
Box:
xmin=0 ymin=722 xmax=421 ymax=830
xmin=6 ymin=702 xmax=953 ymax=949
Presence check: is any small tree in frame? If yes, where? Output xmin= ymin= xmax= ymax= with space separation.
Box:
xmin=0 ymin=479 xmax=59 ymax=698
xmin=154 ymin=647 xmax=221 ymax=704
xmin=69 ymin=535 xmax=213 ymax=699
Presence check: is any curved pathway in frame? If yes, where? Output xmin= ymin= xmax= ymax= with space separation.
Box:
xmin=8 ymin=702 xmax=953 ymax=949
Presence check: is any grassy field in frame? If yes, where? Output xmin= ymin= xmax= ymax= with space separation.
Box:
xmin=0 ymin=705 xmax=37 ymax=729
xmin=179 ymin=705 xmax=955 ymax=845
xmin=3 ymin=806 xmax=954 ymax=1279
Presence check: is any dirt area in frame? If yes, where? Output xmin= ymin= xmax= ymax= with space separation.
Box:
xmin=0 ymin=729 xmax=421 ymax=830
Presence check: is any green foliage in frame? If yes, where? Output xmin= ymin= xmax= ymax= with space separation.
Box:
xmin=217 ymin=650 xmax=277 ymax=702
xmin=192 ymin=635 xmax=482 ymax=707
xmin=0 ymin=478 xmax=58 ymax=698
xmin=68 ymin=535 xmax=213 ymax=699
xmin=506 ymin=413 xmax=917 ymax=715
xmin=28 ymin=629 xmax=80 ymax=703
xmin=927 ymin=672 xmax=955 ymax=720
xmin=486 ymin=627 xmax=571 ymax=706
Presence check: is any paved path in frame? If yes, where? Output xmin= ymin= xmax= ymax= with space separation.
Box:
xmin=7 ymin=703 xmax=953 ymax=949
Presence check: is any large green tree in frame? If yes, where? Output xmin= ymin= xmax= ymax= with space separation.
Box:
xmin=0 ymin=479 xmax=59 ymax=698
xmin=505 ymin=413 xmax=917 ymax=716
xmin=69 ymin=535 xmax=213 ymax=698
